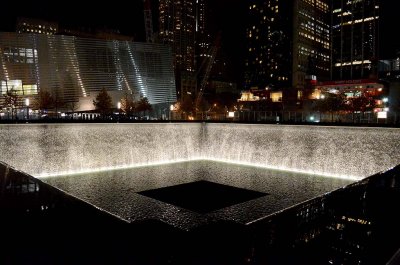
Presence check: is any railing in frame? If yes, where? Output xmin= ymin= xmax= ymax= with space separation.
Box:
xmin=175 ymin=110 xmax=400 ymax=125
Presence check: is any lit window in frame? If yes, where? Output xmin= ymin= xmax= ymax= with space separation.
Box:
xmin=271 ymin=92 xmax=282 ymax=102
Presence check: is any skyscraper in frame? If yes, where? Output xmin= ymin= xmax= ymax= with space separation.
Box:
xmin=195 ymin=0 xmax=213 ymax=94
xmin=331 ymin=0 xmax=380 ymax=80
xmin=195 ymin=0 xmax=210 ymax=67
xmin=245 ymin=0 xmax=330 ymax=90
xmin=159 ymin=0 xmax=196 ymax=97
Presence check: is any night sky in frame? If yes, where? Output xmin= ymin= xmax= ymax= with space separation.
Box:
xmin=0 ymin=0 xmax=397 ymax=83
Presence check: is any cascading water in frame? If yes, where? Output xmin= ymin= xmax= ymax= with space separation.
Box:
xmin=0 ymin=123 xmax=399 ymax=180
xmin=201 ymin=124 xmax=400 ymax=179
xmin=0 ymin=123 xmax=202 ymax=177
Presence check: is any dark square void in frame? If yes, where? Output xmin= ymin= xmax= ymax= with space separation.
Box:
xmin=138 ymin=180 xmax=268 ymax=214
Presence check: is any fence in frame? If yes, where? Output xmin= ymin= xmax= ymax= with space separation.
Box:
xmin=185 ymin=110 xmax=400 ymax=124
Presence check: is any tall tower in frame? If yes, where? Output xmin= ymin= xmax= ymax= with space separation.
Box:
xmin=143 ymin=0 xmax=154 ymax=43
xmin=159 ymin=0 xmax=196 ymax=97
xmin=195 ymin=0 xmax=206 ymax=35
xmin=195 ymin=0 xmax=212 ymax=91
xmin=244 ymin=0 xmax=330 ymax=90
xmin=293 ymin=0 xmax=330 ymax=88
xmin=331 ymin=0 xmax=380 ymax=80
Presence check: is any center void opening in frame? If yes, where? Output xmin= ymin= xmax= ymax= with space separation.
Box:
xmin=138 ymin=180 xmax=268 ymax=214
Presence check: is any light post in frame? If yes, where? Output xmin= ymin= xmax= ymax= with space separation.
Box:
xmin=318 ymin=94 xmax=325 ymax=122
xmin=25 ymin=98 xmax=30 ymax=120
xmin=169 ymin=104 xmax=174 ymax=120
xmin=383 ymin=97 xmax=389 ymax=124
xmin=117 ymin=101 xmax=121 ymax=121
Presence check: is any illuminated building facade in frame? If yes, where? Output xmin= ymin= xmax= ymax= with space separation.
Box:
xmin=16 ymin=17 xmax=58 ymax=35
xmin=159 ymin=0 xmax=196 ymax=96
xmin=245 ymin=0 xmax=330 ymax=90
xmin=195 ymin=0 xmax=206 ymax=35
xmin=331 ymin=0 xmax=380 ymax=80
xmin=293 ymin=0 xmax=330 ymax=88
xmin=195 ymin=0 xmax=212 ymax=84
xmin=312 ymin=79 xmax=386 ymax=112
xmin=0 ymin=32 xmax=176 ymax=112
xmin=17 ymin=17 xmax=133 ymax=41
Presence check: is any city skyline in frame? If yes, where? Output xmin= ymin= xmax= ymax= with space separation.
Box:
xmin=0 ymin=0 xmax=398 ymax=85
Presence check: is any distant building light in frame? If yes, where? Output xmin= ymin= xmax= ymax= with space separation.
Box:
xmin=377 ymin=111 xmax=387 ymax=119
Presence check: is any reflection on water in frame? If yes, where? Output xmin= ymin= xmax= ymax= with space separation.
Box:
xmin=42 ymin=161 xmax=354 ymax=230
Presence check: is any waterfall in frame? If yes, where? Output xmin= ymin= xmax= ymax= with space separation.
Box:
xmin=0 ymin=123 xmax=399 ymax=179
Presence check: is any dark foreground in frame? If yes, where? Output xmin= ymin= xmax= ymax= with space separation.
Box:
xmin=1 ymin=162 xmax=400 ymax=265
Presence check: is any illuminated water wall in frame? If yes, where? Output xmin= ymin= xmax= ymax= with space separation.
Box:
xmin=202 ymin=124 xmax=400 ymax=179
xmin=0 ymin=123 xmax=201 ymax=177
xmin=0 ymin=123 xmax=399 ymax=179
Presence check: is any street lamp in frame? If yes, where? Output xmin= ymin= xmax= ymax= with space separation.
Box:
xmin=170 ymin=104 xmax=174 ymax=120
xmin=25 ymin=98 xmax=30 ymax=120
xmin=117 ymin=101 xmax=121 ymax=121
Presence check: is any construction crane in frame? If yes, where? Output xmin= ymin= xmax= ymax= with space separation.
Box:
xmin=143 ymin=0 xmax=154 ymax=42
xmin=194 ymin=34 xmax=221 ymax=112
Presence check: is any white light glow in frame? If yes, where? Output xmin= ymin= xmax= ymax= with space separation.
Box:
xmin=36 ymin=158 xmax=202 ymax=178
xmin=377 ymin=111 xmax=387 ymax=119
xmin=35 ymin=158 xmax=360 ymax=181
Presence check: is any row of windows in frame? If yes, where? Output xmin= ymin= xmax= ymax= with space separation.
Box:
xmin=1 ymin=80 xmax=38 ymax=96
xmin=21 ymin=23 xmax=57 ymax=31
xmin=2 ymin=47 xmax=37 ymax=64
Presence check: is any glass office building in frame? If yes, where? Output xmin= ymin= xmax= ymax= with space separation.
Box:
xmin=331 ymin=0 xmax=379 ymax=80
xmin=0 ymin=32 xmax=176 ymax=111
xmin=245 ymin=0 xmax=330 ymax=90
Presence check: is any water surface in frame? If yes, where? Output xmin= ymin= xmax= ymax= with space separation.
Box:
xmin=42 ymin=161 xmax=354 ymax=230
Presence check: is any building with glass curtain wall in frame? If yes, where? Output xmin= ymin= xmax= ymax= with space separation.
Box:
xmin=0 ymin=32 xmax=176 ymax=112
xmin=331 ymin=0 xmax=379 ymax=80
xmin=159 ymin=0 xmax=196 ymax=97
xmin=245 ymin=0 xmax=330 ymax=90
